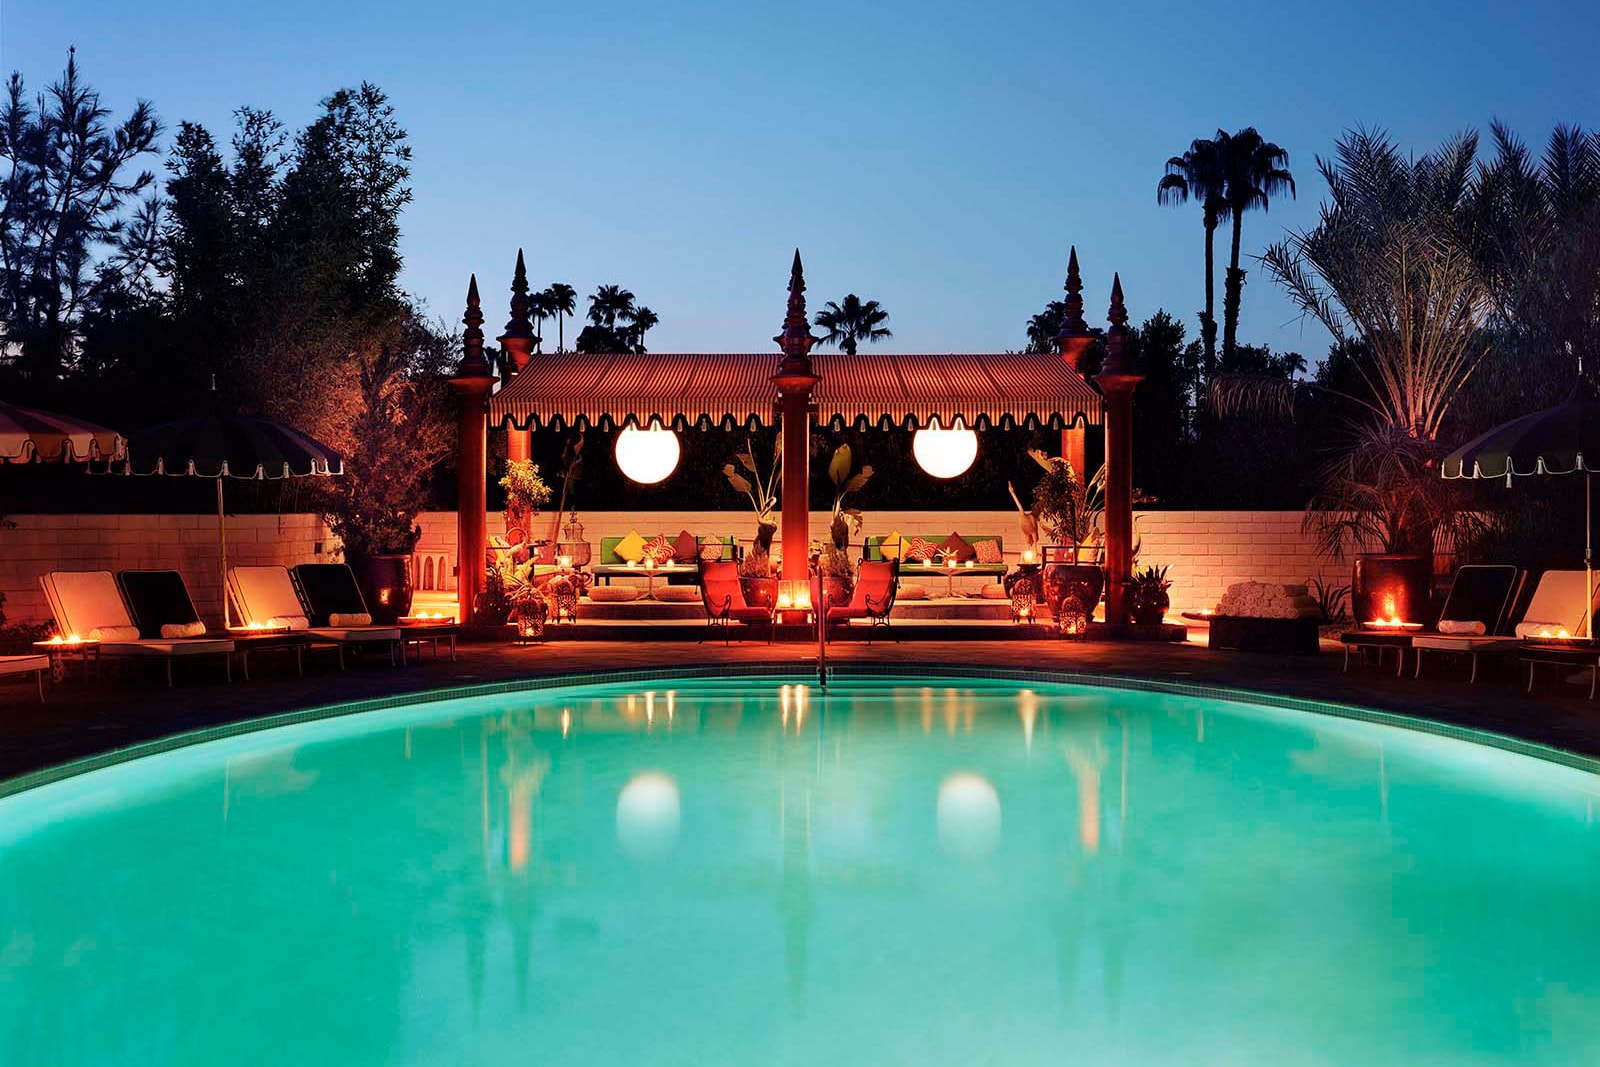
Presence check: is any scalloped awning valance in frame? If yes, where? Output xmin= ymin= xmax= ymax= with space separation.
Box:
xmin=488 ymin=350 xmax=1102 ymax=431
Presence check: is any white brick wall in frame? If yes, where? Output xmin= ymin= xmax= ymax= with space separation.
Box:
xmin=0 ymin=508 xmax=1359 ymax=625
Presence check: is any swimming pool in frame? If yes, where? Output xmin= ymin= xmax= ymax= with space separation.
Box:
xmin=2 ymin=673 xmax=1598 ymax=1065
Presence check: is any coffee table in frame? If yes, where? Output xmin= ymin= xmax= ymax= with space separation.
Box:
xmin=399 ymin=620 xmax=459 ymax=663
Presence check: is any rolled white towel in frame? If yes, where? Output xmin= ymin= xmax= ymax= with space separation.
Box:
xmin=160 ymin=621 xmax=207 ymax=639
xmin=1437 ymin=619 xmax=1485 ymax=636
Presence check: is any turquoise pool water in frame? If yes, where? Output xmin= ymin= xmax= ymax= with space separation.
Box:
xmin=2 ymin=677 xmax=1599 ymax=1065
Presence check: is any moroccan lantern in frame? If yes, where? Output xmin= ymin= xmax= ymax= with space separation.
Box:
xmin=1058 ymin=590 xmax=1088 ymax=639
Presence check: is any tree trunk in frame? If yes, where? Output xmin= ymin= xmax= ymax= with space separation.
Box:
xmin=1223 ymin=210 xmax=1246 ymax=361
xmin=1201 ymin=209 xmax=1218 ymax=375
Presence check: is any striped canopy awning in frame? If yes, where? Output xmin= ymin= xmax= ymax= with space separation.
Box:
xmin=489 ymin=351 xmax=1102 ymax=431
xmin=0 ymin=401 xmax=125 ymax=463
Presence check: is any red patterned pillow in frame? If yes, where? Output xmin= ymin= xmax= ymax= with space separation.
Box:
xmin=903 ymin=536 xmax=938 ymax=562
xmin=940 ymin=533 xmax=977 ymax=562
xmin=698 ymin=541 xmax=725 ymax=562
xmin=641 ymin=533 xmax=674 ymax=564
xmin=973 ymin=538 xmax=1004 ymax=564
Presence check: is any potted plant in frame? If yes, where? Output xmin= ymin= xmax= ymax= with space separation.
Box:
xmin=499 ymin=458 xmax=552 ymax=545
xmin=1126 ymin=564 xmax=1173 ymax=626
xmin=725 ymin=433 xmax=782 ymax=608
xmin=321 ymin=340 xmax=453 ymax=625
xmin=1028 ymin=450 xmax=1107 ymax=619
xmin=821 ymin=443 xmax=873 ymax=605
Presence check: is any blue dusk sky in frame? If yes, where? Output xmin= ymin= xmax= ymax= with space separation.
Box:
xmin=12 ymin=0 xmax=1599 ymax=360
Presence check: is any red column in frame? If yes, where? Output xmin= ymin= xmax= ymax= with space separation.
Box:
xmin=772 ymin=250 xmax=821 ymax=586
xmin=1094 ymin=273 xmax=1142 ymax=626
xmin=449 ymin=274 xmax=496 ymax=625
xmin=778 ymin=393 xmax=812 ymax=581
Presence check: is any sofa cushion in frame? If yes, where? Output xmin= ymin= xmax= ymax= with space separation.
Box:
xmin=879 ymin=531 xmax=903 ymax=560
xmin=903 ymin=536 xmax=938 ymax=562
xmin=940 ymin=533 xmax=977 ymax=563
xmin=673 ymin=530 xmax=700 ymax=563
xmin=642 ymin=533 xmax=675 ymax=565
xmin=614 ymin=530 xmax=649 ymax=563
xmin=973 ymin=538 xmax=1004 ymax=565
xmin=699 ymin=540 xmax=725 ymax=562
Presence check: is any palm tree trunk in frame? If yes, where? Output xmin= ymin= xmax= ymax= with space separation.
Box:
xmin=557 ymin=313 xmax=564 ymax=352
xmin=1201 ymin=210 xmax=1218 ymax=375
xmin=1223 ymin=211 xmax=1245 ymax=361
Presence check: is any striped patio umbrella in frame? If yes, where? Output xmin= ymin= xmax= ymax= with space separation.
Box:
xmin=1443 ymin=382 xmax=1600 ymax=637
xmin=0 ymin=400 xmax=124 ymax=463
xmin=124 ymin=416 xmax=343 ymax=626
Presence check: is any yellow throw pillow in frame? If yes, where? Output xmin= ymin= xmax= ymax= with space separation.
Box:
xmin=879 ymin=530 xmax=903 ymax=560
xmin=615 ymin=529 xmax=648 ymax=563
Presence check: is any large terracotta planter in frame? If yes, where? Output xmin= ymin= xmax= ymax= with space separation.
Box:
xmin=1351 ymin=553 xmax=1431 ymax=626
xmin=352 ymin=554 xmax=413 ymax=624
xmin=1043 ymin=563 xmax=1104 ymax=621
xmin=740 ymin=576 xmax=777 ymax=611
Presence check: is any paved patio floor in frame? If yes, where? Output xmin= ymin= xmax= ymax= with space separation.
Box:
xmin=4 ymin=636 xmax=1599 ymax=782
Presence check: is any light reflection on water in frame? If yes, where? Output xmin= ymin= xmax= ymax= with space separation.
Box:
xmin=2 ymin=678 xmax=1599 ymax=1066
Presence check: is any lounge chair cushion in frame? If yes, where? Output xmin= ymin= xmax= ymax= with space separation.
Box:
xmin=1516 ymin=570 xmax=1590 ymax=638
xmin=1413 ymin=634 xmax=1516 ymax=652
xmin=614 ymin=529 xmax=649 ymax=563
xmin=307 ymin=627 xmax=400 ymax=642
xmin=291 ymin=564 xmax=373 ymax=626
xmin=41 ymin=570 xmax=136 ymax=636
xmin=1437 ymin=619 xmax=1485 ymax=635
xmin=329 ymin=612 xmax=372 ymax=627
xmin=0 ymin=655 xmax=49 ymax=677
xmin=230 ymin=567 xmax=308 ymax=626
xmin=117 ymin=570 xmax=206 ymax=638
xmin=101 ymin=638 xmax=234 ymax=656
xmin=89 ymin=625 xmax=143 ymax=642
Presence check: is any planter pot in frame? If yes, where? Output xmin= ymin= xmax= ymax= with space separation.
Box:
xmin=1351 ymin=553 xmax=1431 ymax=626
xmin=1129 ymin=591 xmax=1169 ymax=626
xmin=1043 ymin=563 xmax=1104 ymax=621
xmin=740 ymin=576 xmax=778 ymax=611
xmin=820 ymin=576 xmax=853 ymax=610
xmin=352 ymin=554 xmax=413 ymax=624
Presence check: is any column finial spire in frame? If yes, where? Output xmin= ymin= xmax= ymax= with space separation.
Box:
xmin=1101 ymin=272 xmax=1135 ymax=376
xmin=774 ymin=248 xmax=819 ymax=381
xmin=1056 ymin=245 xmax=1089 ymax=340
xmin=502 ymin=249 xmax=534 ymax=342
xmin=457 ymin=273 xmax=491 ymax=379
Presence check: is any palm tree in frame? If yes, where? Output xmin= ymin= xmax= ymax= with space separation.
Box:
xmin=1025 ymin=300 xmax=1069 ymax=354
xmin=588 ymin=284 xmax=636 ymax=329
xmin=814 ymin=294 xmax=892 ymax=356
xmin=1157 ymin=136 xmax=1230 ymax=373
xmin=1219 ymin=127 xmax=1295 ymax=361
xmin=528 ymin=289 xmax=551 ymax=352
xmin=625 ymin=305 xmax=659 ymax=353
xmin=546 ymin=283 xmax=577 ymax=351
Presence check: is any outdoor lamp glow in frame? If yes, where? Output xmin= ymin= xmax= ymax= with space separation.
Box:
xmin=614 ymin=419 xmax=680 ymax=484
xmin=913 ymin=417 xmax=978 ymax=479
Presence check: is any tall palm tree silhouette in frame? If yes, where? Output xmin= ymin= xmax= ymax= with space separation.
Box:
xmin=1219 ymin=127 xmax=1295 ymax=360
xmin=545 ymin=283 xmax=577 ymax=351
xmin=814 ymin=294 xmax=892 ymax=356
xmin=588 ymin=284 xmax=637 ymax=328
xmin=1157 ymin=136 xmax=1229 ymax=373
xmin=626 ymin=306 xmax=659 ymax=353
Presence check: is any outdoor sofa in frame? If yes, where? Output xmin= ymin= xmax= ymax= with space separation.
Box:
xmin=229 ymin=565 xmax=402 ymax=669
xmin=39 ymin=569 xmax=234 ymax=686
xmin=864 ymin=533 xmax=1007 ymax=578
xmin=592 ymin=533 xmax=741 ymax=585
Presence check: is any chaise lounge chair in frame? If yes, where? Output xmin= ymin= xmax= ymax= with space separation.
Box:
xmin=228 ymin=565 xmax=401 ymax=669
xmin=1340 ymin=564 xmax=1521 ymax=679
xmin=1413 ymin=568 xmax=1584 ymax=683
xmin=0 ymin=655 xmax=49 ymax=702
xmin=119 ymin=569 xmax=310 ymax=680
xmin=819 ymin=560 xmax=900 ymax=642
xmin=698 ymin=560 xmax=774 ymax=643
xmin=39 ymin=570 xmax=234 ymax=686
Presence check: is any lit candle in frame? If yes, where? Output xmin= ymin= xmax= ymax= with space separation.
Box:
xmin=558 ymin=555 xmax=572 ymax=569
xmin=963 ymin=560 xmax=974 ymax=570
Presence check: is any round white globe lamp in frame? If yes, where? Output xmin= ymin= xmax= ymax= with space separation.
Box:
xmin=913 ymin=417 xmax=978 ymax=479
xmin=614 ymin=419 xmax=680 ymax=484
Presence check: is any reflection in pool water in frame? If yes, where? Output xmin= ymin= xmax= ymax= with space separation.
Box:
xmin=2 ymin=677 xmax=1599 ymax=1066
